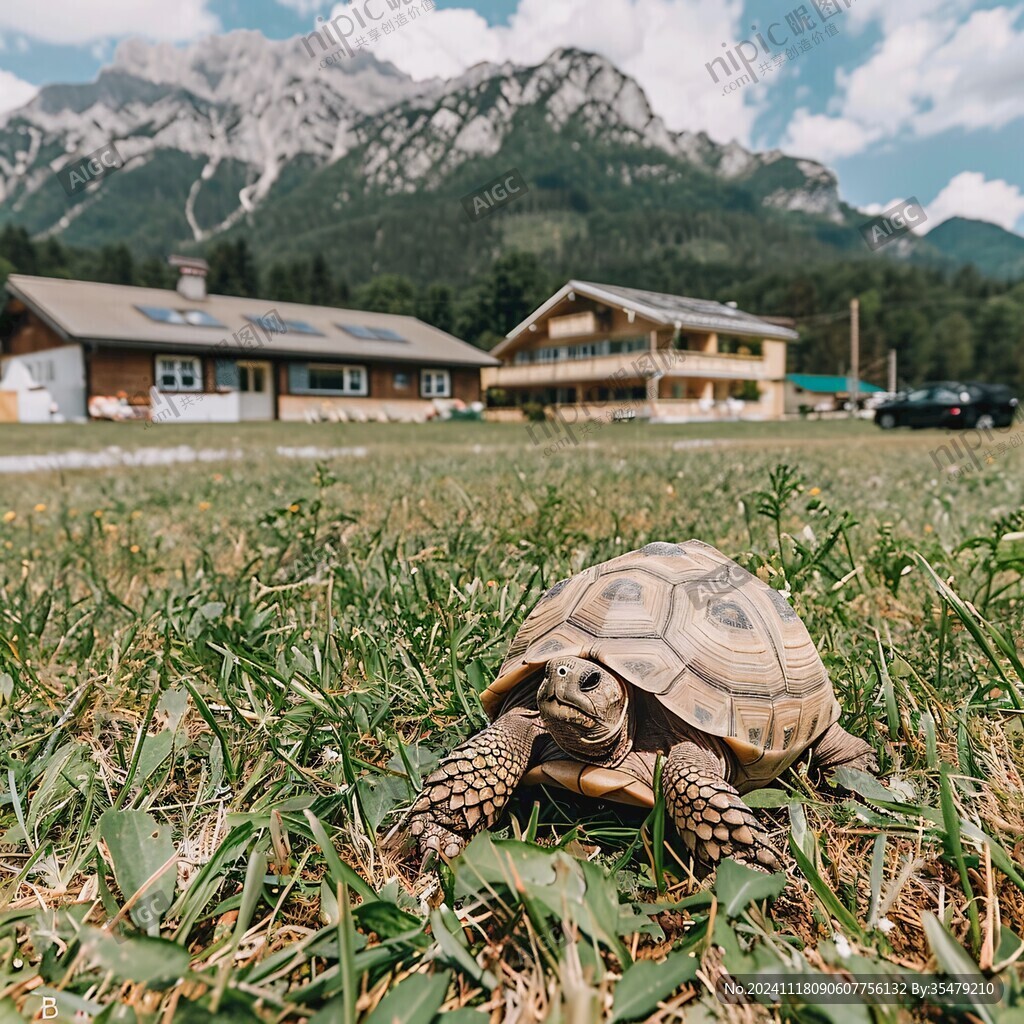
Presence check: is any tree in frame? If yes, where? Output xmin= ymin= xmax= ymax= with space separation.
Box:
xmin=417 ymin=283 xmax=455 ymax=333
xmin=354 ymin=274 xmax=417 ymax=316
xmin=138 ymin=257 xmax=171 ymax=289
xmin=881 ymin=309 xmax=931 ymax=383
xmin=933 ymin=313 xmax=974 ymax=381
xmin=975 ymin=297 xmax=1024 ymax=385
xmin=95 ymin=243 xmax=135 ymax=284
xmin=488 ymin=251 xmax=549 ymax=335
xmin=309 ymin=252 xmax=333 ymax=306
xmin=0 ymin=225 xmax=39 ymax=275
xmin=207 ymin=239 xmax=260 ymax=297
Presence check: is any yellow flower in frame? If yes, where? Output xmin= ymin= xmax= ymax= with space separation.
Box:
xmin=93 ymin=510 xmax=104 ymax=519
xmin=486 ymin=580 xmax=497 ymax=588
xmin=199 ymin=501 xmax=211 ymax=512
xmin=212 ymin=473 xmax=223 ymax=483
xmin=103 ymin=523 xmax=118 ymax=535
xmin=809 ymin=487 xmax=821 ymax=497
xmin=288 ymin=503 xmax=300 ymax=513
xmin=130 ymin=544 xmax=140 ymax=554
xmin=3 ymin=541 xmax=11 ymax=550
xmin=131 ymin=510 xmax=142 ymax=520
xmin=924 ymin=524 xmax=934 ymax=534
xmin=2 ymin=511 xmax=15 ymax=523
xmin=33 ymin=503 xmax=46 ymax=513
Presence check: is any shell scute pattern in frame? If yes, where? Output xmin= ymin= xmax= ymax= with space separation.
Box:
xmin=485 ymin=542 xmax=840 ymax=776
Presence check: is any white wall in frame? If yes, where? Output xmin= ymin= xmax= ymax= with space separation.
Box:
xmin=149 ymin=388 xmax=241 ymax=424
xmin=0 ymin=360 xmax=54 ymax=422
xmin=0 ymin=344 xmax=87 ymax=420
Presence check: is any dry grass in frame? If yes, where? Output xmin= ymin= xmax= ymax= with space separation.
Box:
xmin=0 ymin=421 xmax=1022 ymax=1021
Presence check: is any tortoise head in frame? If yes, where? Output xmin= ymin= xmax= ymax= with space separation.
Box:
xmin=538 ymin=656 xmax=632 ymax=765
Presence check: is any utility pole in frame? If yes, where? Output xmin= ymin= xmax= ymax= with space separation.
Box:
xmin=849 ymin=297 xmax=860 ymax=415
xmin=888 ymin=349 xmax=897 ymax=393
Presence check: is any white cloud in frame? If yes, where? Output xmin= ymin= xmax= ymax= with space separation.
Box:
xmin=0 ymin=68 xmax=39 ymax=117
xmin=920 ymin=172 xmax=1024 ymax=235
xmin=861 ymin=197 xmax=902 ymax=216
xmin=782 ymin=4 xmax=1024 ymax=161
xmin=782 ymin=111 xmax=882 ymax=162
xmin=345 ymin=0 xmax=767 ymax=145
xmin=276 ymin=0 xmax=333 ymax=14
xmin=0 ymin=1 xmax=219 ymax=45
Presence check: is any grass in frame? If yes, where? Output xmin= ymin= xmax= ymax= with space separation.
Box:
xmin=0 ymin=420 xmax=1023 ymax=1022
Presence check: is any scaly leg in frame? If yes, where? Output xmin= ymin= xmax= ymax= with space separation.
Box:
xmin=807 ymin=721 xmax=878 ymax=784
xmin=408 ymin=709 xmax=544 ymax=863
xmin=663 ymin=740 xmax=782 ymax=872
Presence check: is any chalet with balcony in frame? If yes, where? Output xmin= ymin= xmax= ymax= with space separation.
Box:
xmin=484 ymin=281 xmax=798 ymax=422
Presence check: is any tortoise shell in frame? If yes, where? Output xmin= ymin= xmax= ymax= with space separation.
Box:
xmin=482 ymin=540 xmax=840 ymax=791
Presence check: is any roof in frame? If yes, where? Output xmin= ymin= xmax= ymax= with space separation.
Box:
xmin=497 ymin=279 xmax=800 ymax=356
xmin=787 ymin=373 xmax=884 ymax=393
xmin=4 ymin=275 xmax=498 ymax=368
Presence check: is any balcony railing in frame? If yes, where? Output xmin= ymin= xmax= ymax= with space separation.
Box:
xmin=482 ymin=349 xmax=769 ymax=388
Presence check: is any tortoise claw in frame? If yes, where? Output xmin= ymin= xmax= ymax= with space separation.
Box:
xmin=410 ymin=819 xmax=467 ymax=872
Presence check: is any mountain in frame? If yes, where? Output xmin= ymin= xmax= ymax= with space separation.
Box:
xmin=0 ymin=33 xmax=1019 ymax=288
xmin=920 ymin=217 xmax=1024 ymax=281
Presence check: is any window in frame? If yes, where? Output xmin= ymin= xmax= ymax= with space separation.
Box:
xmin=181 ymin=310 xmax=225 ymax=328
xmin=512 ymin=336 xmax=648 ymax=364
xmin=156 ymin=355 xmax=202 ymax=392
xmin=305 ymin=363 xmax=367 ymax=395
xmin=338 ymin=324 xmax=408 ymax=342
xmin=246 ymin=314 xmax=322 ymax=336
xmin=239 ymin=363 xmax=267 ymax=393
xmin=136 ymin=306 xmax=225 ymax=328
xmin=421 ymin=369 xmax=451 ymax=398
xmin=393 ymin=372 xmax=410 ymax=390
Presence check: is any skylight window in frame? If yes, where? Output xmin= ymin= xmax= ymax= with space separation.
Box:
xmin=338 ymin=324 xmax=408 ymax=342
xmin=246 ymin=314 xmax=321 ymax=336
xmin=181 ymin=309 xmax=225 ymax=327
xmin=135 ymin=305 xmax=225 ymax=328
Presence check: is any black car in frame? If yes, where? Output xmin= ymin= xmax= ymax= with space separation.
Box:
xmin=875 ymin=381 xmax=1019 ymax=430
xmin=963 ymin=382 xmax=1020 ymax=429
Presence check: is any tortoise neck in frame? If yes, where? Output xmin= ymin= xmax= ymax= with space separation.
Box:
xmin=586 ymin=696 xmax=635 ymax=767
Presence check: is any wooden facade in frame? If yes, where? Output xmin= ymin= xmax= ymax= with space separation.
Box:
xmin=4 ymin=312 xmax=483 ymax=420
xmin=484 ymin=284 xmax=795 ymax=423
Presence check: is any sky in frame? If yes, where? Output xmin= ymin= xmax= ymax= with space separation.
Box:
xmin=0 ymin=0 xmax=1022 ymax=234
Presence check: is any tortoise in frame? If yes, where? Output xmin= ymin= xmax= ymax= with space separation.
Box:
xmin=408 ymin=540 xmax=877 ymax=871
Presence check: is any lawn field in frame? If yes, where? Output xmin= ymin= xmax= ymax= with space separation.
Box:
xmin=1 ymin=421 xmax=1023 ymax=1022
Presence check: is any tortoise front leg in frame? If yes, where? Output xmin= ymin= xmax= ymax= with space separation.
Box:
xmin=409 ymin=708 xmax=545 ymax=863
xmin=807 ymin=721 xmax=877 ymax=784
xmin=663 ymin=740 xmax=782 ymax=872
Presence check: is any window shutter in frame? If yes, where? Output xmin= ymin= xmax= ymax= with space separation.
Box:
xmin=215 ymin=359 xmax=239 ymax=389
xmin=288 ymin=363 xmax=309 ymax=394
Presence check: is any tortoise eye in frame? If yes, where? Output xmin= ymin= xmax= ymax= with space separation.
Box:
xmin=579 ymin=670 xmax=601 ymax=691
xmin=556 ymin=666 xmax=568 ymax=677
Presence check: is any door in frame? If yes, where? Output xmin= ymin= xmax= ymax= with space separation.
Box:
xmin=238 ymin=361 xmax=274 ymax=421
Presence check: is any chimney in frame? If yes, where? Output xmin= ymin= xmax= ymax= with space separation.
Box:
xmin=169 ymin=255 xmax=209 ymax=302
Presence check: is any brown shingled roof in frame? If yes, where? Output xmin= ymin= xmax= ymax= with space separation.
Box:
xmin=5 ymin=275 xmax=498 ymax=368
